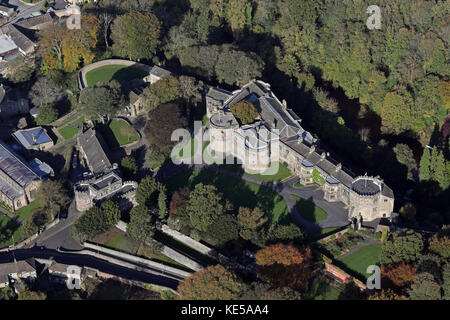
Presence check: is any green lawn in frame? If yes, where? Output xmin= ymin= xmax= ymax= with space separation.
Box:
xmin=14 ymin=199 xmax=42 ymax=222
xmin=339 ymin=243 xmax=382 ymax=281
xmin=291 ymin=195 xmax=327 ymax=222
xmin=165 ymin=168 xmax=289 ymax=225
xmin=58 ymin=126 xmax=79 ymax=140
xmin=100 ymin=119 xmax=139 ymax=148
xmin=85 ymin=65 xmax=148 ymax=87
xmin=244 ymin=162 xmax=292 ymax=182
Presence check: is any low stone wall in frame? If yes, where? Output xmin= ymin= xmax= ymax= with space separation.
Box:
xmin=78 ymin=59 xmax=151 ymax=89
xmin=318 ymin=227 xmax=350 ymax=243
xmin=115 ymin=221 xmax=203 ymax=271
xmin=83 ymin=241 xmax=191 ymax=279
xmin=324 ymin=262 xmax=366 ymax=291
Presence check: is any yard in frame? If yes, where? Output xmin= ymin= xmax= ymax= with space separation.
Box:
xmin=99 ymin=119 xmax=139 ymax=149
xmin=164 ymin=168 xmax=290 ymax=226
xmin=338 ymin=243 xmax=382 ymax=281
xmin=85 ymin=65 xmax=148 ymax=87
xmin=56 ymin=113 xmax=86 ymax=141
xmin=291 ymin=195 xmax=327 ymax=222
xmin=306 ymin=278 xmax=342 ymax=300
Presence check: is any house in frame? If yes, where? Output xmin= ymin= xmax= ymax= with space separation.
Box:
xmin=0 ymin=140 xmax=52 ymax=211
xmin=0 ymin=24 xmax=36 ymax=56
xmin=12 ymin=127 xmax=54 ymax=151
xmin=144 ymin=65 xmax=172 ymax=84
xmin=207 ymin=79 xmax=395 ymax=223
xmin=0 ymin=260 xmax=37 ymax=289
xmin=0 ymin=5 xmax=14 ymax=18
xmin=77 ymin=127 xmax=113 ymax=175
xmin=15 ymin=13 xmax=56 ymax=31
xmin=0 ymin=34 xmax=19 ymax=61
xmin=74 ymin=169 xmax=137 ymax=211
xmin=0 ymin=84 xmax=29 ymax=117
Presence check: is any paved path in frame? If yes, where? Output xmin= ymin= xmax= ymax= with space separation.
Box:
xmin=337 ymin=235 xmax=380 ymax=260
xmin=154 ymin=161 xmax=350 ymax=232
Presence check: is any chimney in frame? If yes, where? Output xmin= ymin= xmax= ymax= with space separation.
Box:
xmin=321 ymin=152 xmax=326 ymax=159
xmin=32 ymin=133 xmax=37 ymax=144
xmin=336 ymin=163 xmax=342 ymax=171
xmin=282 ymin=99 xmax=287 ymax=109
xmin=309 ymin=145 xmax=315 ymax=154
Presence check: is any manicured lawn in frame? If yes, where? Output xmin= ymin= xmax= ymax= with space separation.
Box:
xmin=58 ymin=126 xmax=79 ymax=140
xmin=0 ymin=214 xmax=22 ymax=248
xmin=100 ymin=119 xmax=139 ymax=148
xmin=244 ymin=162 xmax=292 ymax=182
xmin=339 ymin=243 xmax=381 ymax=281
xmin=291 ymin=195 xmax=327 ymax=222
xmin=14 ymin=199 xmax=42 ymax=222
xmin=164 ymin=168 xmax=289 ymax=225
xmin=85 ymin=65 xmax=148 ymax=87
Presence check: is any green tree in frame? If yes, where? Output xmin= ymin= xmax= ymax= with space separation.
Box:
xmin=35 ymin=103 xmax=58 ymax=125
xmin=398 ymin=203 xmax=416 ymax=224
xmin=121 ymin=156 xmax=138 ymax=178
xmin=408 ymin=272 xmax=442 ymax=300
xmin=206 ymin=214 xmax=239 ymax=246
xmin=237 ymin=206 xmax=267 ymax=241
xmin=419 ymin=148 xmax=431 ymax=181
xmin=36 ymin=180 xmax=70 ymax=219
xmin=428 ymin=225 xmax=450 ymax=259
xmin=126 ymin=205 xmax=155 ymax=244
xmin=5 ymin=56 xmax=34 ymax=84
xmin=21 ymin=219 xmax=38 ymax=238
xmin=80 ymin=80 xmax=124 ymax=118
xmin=186 ymin=183 xmax=228 ymax=233
xmin=393 ymin=144 xmax=416 ymax=179
xmin=111 ymin=10 xmax=161 ymax=61
xmin=381 ymin=230 xmax=424 ymax=265
xmin=140 ymin=76 xmax=182 ymax=111
xmin=136 ymin=176 xmax=166 ymax=208
xmin=100 ymin=200 xmax=121 ymax=227
xmin=230 ymin=101 xmax=259 ymax=125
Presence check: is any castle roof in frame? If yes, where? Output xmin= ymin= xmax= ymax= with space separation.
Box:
xmin=78 ymin=128 xmax=112 ymax=175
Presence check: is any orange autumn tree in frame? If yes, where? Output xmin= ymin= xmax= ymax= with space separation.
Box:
xmin=368 ymin=289 xmax=408 ymax=300
xmin=381 ymin=262 xmax=418 ymax=288
xmin=177 ymin=265 xmax=246 ymax=300
xmin=255 ymin=243 xmax=314 ymax=292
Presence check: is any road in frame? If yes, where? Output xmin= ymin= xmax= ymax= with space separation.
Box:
xmin=0 ymin=247 xmax=180 ymax=289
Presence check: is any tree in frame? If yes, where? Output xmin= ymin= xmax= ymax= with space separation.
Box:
xmin=28 ymin=77 xmax=66 ymax=107
xmin=408 ymin=272 xmax=442 ymax=300
xmin=255 ymin=243 xmax=313 ymax=292
xmin=79 ymin=80 xmax=124 ymax=118
xmin=140 ymin=76 xmax=182 ymax=112
xmin=381 ymin=263 xmax=418 ymax=288
xmin=126 ymin=205 xmax=155 ymax=244
xmin=35 ymin=103 xmax=58 ymax=125
xmin=230 ymin=101 xmax=259 ymax=125
xmin=144 ymin=103 xmax=188 ymax=157
xmin=265 ymin=223 xmax=303 ymax=243
xmin=71 ymin=206 xmax=114 ymax=242
xmin=393 ymin=143 xmax=416 ymax=179
xmin=22 ymin=220 xmax=38 ymax=238
xmin=100 ymin=200 xmax=121 ymax=227
xmin=18 ymin=288 xmax=47 ymax=300
xmin=111 ymin=10 xmax=161 ymax=61
xmin=5 ymin=56 xmax=35 ymax=84
xmin=206 ymin=214 xmax=239 ymax=246
xmin=237 ymin=207 xmax=267 ymax=241
xmin=398 ymin=203 xmax=416 ymax=224
xmin=419 ymin=148 xmax=431 ymax=181
xmin=177 ymin=265 xmax=246 ymax=300
xmin=225 ymin=0 xmax=251 ymax=40
xmin=120 ymin=156 xmax=138 ymax=178
xmin=428 ymin=225 xmax=450 ymax=259
xmin=32 ymin=211 xmax=49 ymax=229
xmin=62 ymin=15 xmax=101 ymax=72
xmin=381 ymin=230 xmax=424 ymax=265
xmin=368 ymin=289 xmax=408 ymax=300
xmin=36 ymin=180 xmax=70 ymax=218
xmin=157 ymin=191 xmax=168 ymax=220
xmin=442 ymin=263 xmax=450 ymax=300
xmin=135 ymin=176 xmax=166 ymax=208
xmin=186 ymin=183 xmax=228 ymax=232
xmin=260 ymin=287 xmax=302 ymax=300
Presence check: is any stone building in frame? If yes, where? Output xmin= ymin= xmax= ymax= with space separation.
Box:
xmin=0 ymin=140 xmax=51 ymax=211
xmin=206 ymin=79 xmax=395 ymax=223
xmin=0 ymin=259 xmax=37 ymax=289
xmin=75 ymin=127 xmax=137 ymax=212
xmin=12 ymin=127 xmax=54 ymax=151
xmin=74 ymin=170 xmax=137 ymax=212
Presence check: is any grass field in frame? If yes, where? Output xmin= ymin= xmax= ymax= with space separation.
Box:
xmin=85 ymin=65 xmax=148 ymax=87
xmin=306 ymin=279 xmax=342 ymax=300
xmin=165 ymin=168 xmax=289 ymax=225
xmin=14 ymin=199 xmax=42 ymax=222
xmin=339 ymin=243 xmax=381 ymax=281
xmin=58 ymin=126 xmax=79 ymax=140
xmin=99 ymin=119 xmax=139 ymax=149
xmin=291 ymin=195 xmax=327 ymax=222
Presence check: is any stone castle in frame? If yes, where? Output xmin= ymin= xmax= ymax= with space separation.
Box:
xmin=206 ymin=80 xmax=394 ymax=223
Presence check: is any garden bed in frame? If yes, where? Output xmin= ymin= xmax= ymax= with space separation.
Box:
xmin=318 ymin=229 xmax=365 ymax=258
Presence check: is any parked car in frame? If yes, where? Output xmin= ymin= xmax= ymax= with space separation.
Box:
xmin=72 ymin=151 xmax=78 ymax=169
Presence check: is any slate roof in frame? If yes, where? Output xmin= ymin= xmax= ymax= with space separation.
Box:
xmin=236 ymin=122 xmax=278 ymax=150
xmin=28 ymin=158 xmax=53 ymax=178
xmin=0 ymin=34 xmax=17 ymax=55
xmin=0 ymin=5 xmax=14 ymax=16
xmin=0 ymin=140 xmax=40 ymax=188
xmin=15 ymin=13 xmax=54 ymax=29
xmin=206 ymin=87 xmax=233 ymax=103
xmin=0 ymin=24 xmax=35 ymax=54
xmin=0 ymin=260 xmax=36 ymax=277
xmin=351 ymin=178 xmax=381 ymax=196
xmin=150 ymin=65 xmax=171 ymax=78
xmin=12 ymin=127 xmax=53 ymax=149
xmin=78 ymin=128 xmax=112 ymax=175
